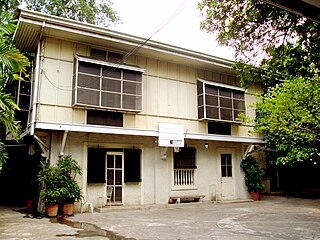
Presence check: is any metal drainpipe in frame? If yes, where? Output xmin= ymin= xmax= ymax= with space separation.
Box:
xmin=59 ymin=131 xmax=68 ymax=157
xmin=30 ymin=21 xmax=45 ymax=136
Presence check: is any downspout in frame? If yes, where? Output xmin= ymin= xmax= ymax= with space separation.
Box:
xmin=59 ymin=131 xmax=68 ymax=157
xmin=30 ymin=21 xmax=45 ymax=136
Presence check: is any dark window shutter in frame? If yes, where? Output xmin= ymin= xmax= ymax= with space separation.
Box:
xmin=124 ymin=149 xmax=141 ymax=182
xmin=174 ymin=147 xmax=196 ymax=169
xmin=87 ymin=148 xmax=106 ymax=183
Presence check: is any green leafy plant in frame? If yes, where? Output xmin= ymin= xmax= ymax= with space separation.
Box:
xmin=240 ymin=155 xmax=264 ymax=193
xmin=57 ymin=155 xmax=82 ymax=204
xmin=38 ymin=155 xmax=82 ymax=204
xmin=38 ymin=162 xmax=61 ymax=204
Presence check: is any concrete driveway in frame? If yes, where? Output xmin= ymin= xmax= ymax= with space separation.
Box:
xmin=1 ymin=196 xmax=320 ymax=239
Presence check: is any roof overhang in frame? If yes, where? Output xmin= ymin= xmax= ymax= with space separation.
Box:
xmin=262 ymin=0 xmax=320 ymax=23
xmin=34 ymin=122 xmax=265 ymax=144
xmin=14 ymin=9 xmax=235 ymax=74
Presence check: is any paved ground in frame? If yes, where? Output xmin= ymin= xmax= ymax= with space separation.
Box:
xmin=1 ymin=195 xmax=320 ymax=240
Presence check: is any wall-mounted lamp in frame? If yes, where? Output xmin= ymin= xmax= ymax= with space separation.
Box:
xmin=204 ymin=141 xmax=209 ymax=149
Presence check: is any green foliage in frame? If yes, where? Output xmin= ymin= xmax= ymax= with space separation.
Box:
xmin=240 ymin=155 xmax=264 ymax=192
xmin=0 ymin=11 xmax=30 ymax=80
xmin=199 ymin=0 xmax=319 ymax=87
xmin=59 ymin=176 xmax=81 ymax=203
xmin=0 ymin=0 xmax=120 ymax=26
xmin=199 ymin=1 xmax=320 ymax=164
xmin=57 ymin=155 xmax=82 ymax=203
xmin=0 ymin=11 xmax=29 ymax=169
xmin=0 ymin=0 xmax=20 ymax=14
xmin=38 ymin=162 xmax=61 ymax=204
xmin=255 ymin=75 xmax=320 ymax=164
xmin=57 ymin=155 xmax=82 ymax=180
xmin=38 ymin=155 xmax=82 ymax=204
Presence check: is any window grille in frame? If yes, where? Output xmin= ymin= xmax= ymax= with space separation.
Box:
xmin=173 ymin=147 xmax=196 ymax=186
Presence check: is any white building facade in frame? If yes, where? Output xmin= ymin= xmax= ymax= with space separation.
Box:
xmin=13 ymin=9 xmax=264 ymax=208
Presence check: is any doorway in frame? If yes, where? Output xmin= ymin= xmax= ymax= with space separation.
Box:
xmin=219 ymin=151 xmax=235 ymax=200
xmin=106 ymin=152 xmax=124 ymax=204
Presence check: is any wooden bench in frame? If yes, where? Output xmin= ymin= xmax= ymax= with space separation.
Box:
xmin=169 ymin=195 xmax=205 ymax=204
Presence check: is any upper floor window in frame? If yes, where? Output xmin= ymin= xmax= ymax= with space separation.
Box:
xmin=72 ymin=56 xmax=144 ymax=112
xmin=87 ymin=110 xmax=123 ymax=127
xmin=208 ymin=122 xmax=231 ymax=135
xmin=90 ymin=48 xmax=123 ymax=63
xmin=197 ymin=80 xmax=245 ymax=122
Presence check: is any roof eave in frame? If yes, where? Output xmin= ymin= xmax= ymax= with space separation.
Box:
xmin=14 ymin=9 xmax=235 ymax=72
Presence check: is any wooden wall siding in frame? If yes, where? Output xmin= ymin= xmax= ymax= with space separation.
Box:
xmin=37 ymin=37 xmax=259 ymax=136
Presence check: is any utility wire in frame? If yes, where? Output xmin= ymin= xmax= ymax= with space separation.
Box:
xmin=43 ymin=0 xmax=191 ymax=92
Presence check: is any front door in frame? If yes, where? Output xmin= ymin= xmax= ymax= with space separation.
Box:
xmin=106 ymin=152 xmax=124 ymax=204
xmin=219 ymin=152 xmax=235 ymax=200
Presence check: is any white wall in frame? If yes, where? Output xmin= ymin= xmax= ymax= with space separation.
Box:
xmin=37 ymin=36 xmax=260 ymax=138
xmin=34 ymin=36 xmax=258 ymax=207
xmin=38 ymin=130 xmax=249 ymax=207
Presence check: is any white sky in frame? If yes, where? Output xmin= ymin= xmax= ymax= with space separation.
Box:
xmin=109 ymin=0 xmax=235 ymax=60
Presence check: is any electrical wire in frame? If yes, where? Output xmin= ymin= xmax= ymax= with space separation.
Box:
xmin=41 ymin=0 xmax=191 ymax=92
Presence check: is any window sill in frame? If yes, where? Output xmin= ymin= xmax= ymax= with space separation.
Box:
xmin=171 ymin=185 xmax=198 ymax=191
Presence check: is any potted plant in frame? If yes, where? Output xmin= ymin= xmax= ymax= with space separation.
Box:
xmin=38 ymin=162 xmax=61 ymax=217
xmin=57 ymin=155 xmax=82 ymax=216
xmin=240 ymin=155 xmax=264 ymax=201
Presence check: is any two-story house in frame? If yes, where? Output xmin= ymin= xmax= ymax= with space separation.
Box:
xmin=11 ymin=9 xmax=264 ymax=208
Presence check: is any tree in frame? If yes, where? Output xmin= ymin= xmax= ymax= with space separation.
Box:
xmin=255 ymin=76 xmax=320 ymax=164
xmin=199 ymin=0 xmax=319 ymax=87
xmin=0 ymin=11 xmax=29 ymax=169
xmin=0 ymin=0 xmax=120 ymax=26
xmin=199 ymin=0 xmax=320 ymax=164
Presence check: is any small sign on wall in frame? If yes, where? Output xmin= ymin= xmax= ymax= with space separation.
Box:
xmin=158 ymin=123 xmax=185 ymax=148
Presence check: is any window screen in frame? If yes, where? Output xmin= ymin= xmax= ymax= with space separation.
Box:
xmin=197 ymin=80 xmax=245 ymax=122
xmin=73 ymin=56 xmax=143 ymax=112
xmin=87 ymin=110 xmax=123 ymax=127
xmin=208 ymin=122 xmax=231 ymax=135
xmin=91 ymin=48 xmax=107 ymax=60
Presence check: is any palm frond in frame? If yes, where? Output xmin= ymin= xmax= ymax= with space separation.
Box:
xmin=0 ymin=42 xmax=30 ymax=73
xmin=0 ymin=11 xmax=17 ymax=36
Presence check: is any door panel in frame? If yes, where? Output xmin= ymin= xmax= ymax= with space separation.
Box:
xmin=220 ymin=152 xmax=235 ymax=200
xmin=106 ymin=152 xmax=123 ymax=203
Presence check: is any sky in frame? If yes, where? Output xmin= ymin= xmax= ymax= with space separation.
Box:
xmin=109 ymin=0 xmax=235 ymax=60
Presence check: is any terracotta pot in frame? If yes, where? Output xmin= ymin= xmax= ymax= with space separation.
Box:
xmin=46 ymin=203 xmax=59 ymax=217
xmin=250 ymin=192 xmax=260 ymax=201
xmin=61 ymin=203 xmax=74 ymax=216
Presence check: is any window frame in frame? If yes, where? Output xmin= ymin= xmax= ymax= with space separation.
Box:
xmin=172 ymin=147 xmax=197 ymax=190
xmin=87 ymin=147 xmax=142 ymax=184
xmin=197 ymin=79 xmax=246 ymax=123
xmin=73 ymin=55 xmax=145 ymax=112
xmin=221 ymin=153 xmax=233 ymax=178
